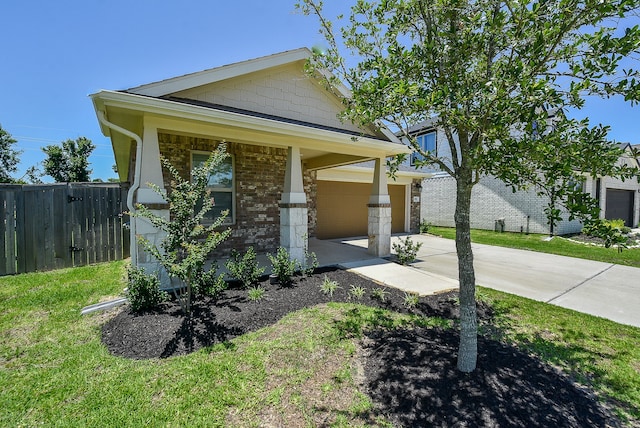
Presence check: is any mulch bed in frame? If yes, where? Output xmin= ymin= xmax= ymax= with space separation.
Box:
xmin=102 ymin=267 xmax=624 ymax=427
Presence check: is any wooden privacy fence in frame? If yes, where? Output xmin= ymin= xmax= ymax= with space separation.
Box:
xmin=0 ymin=183 xmax=130 ymax=276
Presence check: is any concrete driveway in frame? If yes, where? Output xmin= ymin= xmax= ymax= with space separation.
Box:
xmin=340 ymin=235 xmax=640 ymax=328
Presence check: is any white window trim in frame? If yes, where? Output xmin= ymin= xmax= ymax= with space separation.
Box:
xmin=190 ymin=150 xmax=236 ymax=225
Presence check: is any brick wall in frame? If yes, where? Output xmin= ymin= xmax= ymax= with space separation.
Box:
xmin=421 ymin=175 xmax=583 ymax=235
xmin=158 ymin=133 xmax=317 ymax=256
xmin=410 ymin=179 xmax=422 ymax=232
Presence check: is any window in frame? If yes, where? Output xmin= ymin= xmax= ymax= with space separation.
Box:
xmin=411 ymin=131 xmax=436 ymax=166
xmin=191 ymin=151 xmax=234 ymax=224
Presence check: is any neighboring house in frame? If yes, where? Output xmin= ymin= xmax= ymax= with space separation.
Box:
xmin=410 ymin=120 xmax=640 ymax=234
xmin=90 ymin=48 xmax=412 ymax=279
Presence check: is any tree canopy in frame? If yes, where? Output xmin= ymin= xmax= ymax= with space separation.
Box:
xmin=42 ymin=137 xmax=95 ymax=182
xmin=0 ymin=124 xmax=22 ymax=183
xmin=298 ymin=0 xmax=640 ymax=372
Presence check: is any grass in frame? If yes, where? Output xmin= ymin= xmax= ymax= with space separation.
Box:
xmin=1 ymin=261 xmax=639 ymax=425
xmin=429 ymin=226 xmax=640 ymax=267
xmin=479 ymin=287 xmax=640 ymax=421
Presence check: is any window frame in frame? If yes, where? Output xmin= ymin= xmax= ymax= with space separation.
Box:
xmin=190 ymin=150 xmax=236 ymax=226
xmin=410 ymin=131 xmax=437 ymax=167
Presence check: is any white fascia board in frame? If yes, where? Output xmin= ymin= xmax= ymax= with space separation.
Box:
xmin=128 ymin=48 xmax=313 ymax=97
xmin=91 ymin=90 xmax=409 ymax=157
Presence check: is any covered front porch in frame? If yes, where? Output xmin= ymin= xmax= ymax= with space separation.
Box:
xmin=91 ymin=90 xmax=409 ymax=282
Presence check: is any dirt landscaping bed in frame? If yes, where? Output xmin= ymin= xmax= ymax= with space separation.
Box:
xmin=102 ymin=267 xmax=623 ymax=427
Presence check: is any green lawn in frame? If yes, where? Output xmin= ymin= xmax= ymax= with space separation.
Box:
xmin=1 ymin=261 xmax=639 ymax=425
xmin=428 ymin=226 xmax=640 ymax=267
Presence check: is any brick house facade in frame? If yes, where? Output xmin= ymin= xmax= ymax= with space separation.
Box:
xmin=157 ymin=133 xmax=318 ymax=255
xmin=91 ymin=48 xmax=410 ymax=284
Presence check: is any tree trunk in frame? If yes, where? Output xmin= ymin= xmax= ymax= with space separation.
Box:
xmin=455 ymin=175 xmax=478 ymax=372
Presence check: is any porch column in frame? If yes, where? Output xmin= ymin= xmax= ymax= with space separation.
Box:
xmin=280 ymin=146 xmax=308 ymax=264
xmin=135 ymin=121 xmax=171 ymax=287
xmin=368 ymin=157 xmax=392 ymax=256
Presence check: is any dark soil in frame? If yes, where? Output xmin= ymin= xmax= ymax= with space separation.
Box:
xmin=102 ymin=267 xmax=624 ymax=427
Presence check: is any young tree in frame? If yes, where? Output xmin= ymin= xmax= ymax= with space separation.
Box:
xmin=133 ymin=145 xmax=231 ymax=315
xmin=298 ymin=0 xmax=640 ymax=372
xmin=0 ymin=124 xmax=21 ymax=183
xmin=42 ymin=136 xmax=95 ymax=182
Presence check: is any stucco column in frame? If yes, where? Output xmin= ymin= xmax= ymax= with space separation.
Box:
xmin=280 ymin=146 xmax=308 ymax=264
xmin=368 ymin=157 xmax=392 ymax=256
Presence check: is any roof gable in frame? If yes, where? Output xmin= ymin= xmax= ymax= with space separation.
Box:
xmin=125 ymin=47 xmax=385 ymax=139
xmin=127 ymin=48 xmax=313 ymax=97
xmin=168 ymin=62 xmax=370 ymax=136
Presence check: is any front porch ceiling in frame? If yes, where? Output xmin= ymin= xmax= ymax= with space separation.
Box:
xmin=303 ymin=153 xmax=372 ymax=171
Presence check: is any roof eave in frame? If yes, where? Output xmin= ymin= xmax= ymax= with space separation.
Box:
xmin=90 ymin=90 xmax=410 ymax=157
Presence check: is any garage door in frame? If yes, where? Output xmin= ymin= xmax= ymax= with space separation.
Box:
xmin=605 ymin=189 xmax=634 ymax=227
xmin=316 ymin=181 xmax=405 ymax=239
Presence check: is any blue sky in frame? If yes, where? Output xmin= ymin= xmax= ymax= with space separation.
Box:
xmin=1 ymin=1 xmax=638 ymax=181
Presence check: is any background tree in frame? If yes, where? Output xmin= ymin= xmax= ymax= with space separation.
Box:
xmin=0 ymin=124 xmax=21 ymax=183
xmin=42 ymin=136 xmax=95 ymax=182
xmin=298 ymin=0 xmax=640 ymax=372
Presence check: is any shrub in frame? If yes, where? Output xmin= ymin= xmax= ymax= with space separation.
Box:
xmin=197 ymin=269 xmax=227 ymax=297
xmin=267 ymin=247 xmax=298 ymax=285
xmin=608 ymin=219 xmax=626 ymax=230
xmin=583 ymin=219 xmax=628 ymax=252
xmin=392 ymin=236 xmax=423 ymax=265
xmin=225 ymin=247 xmax=265 ymax=288
xmin=126 ymin=265 xmax=168 ymax=312
xmin=419 ymin=220 xmax=432 ymax=233
xmin=371 ymin=287 xmax=390 ymax=302
xmin=247 ymin=286 xmax=266 ymax=302
xmin=320 ymin=275 xmax=340 ymax=297
xmin=348 ymin=284 xmax=365 ymax=300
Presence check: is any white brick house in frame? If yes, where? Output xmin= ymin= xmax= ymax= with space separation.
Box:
xmin=412 ymin=120 xmax=640 ymax=234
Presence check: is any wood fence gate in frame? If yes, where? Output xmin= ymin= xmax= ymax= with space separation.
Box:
xmin=0 ymin=183 xmax=130 ymax=276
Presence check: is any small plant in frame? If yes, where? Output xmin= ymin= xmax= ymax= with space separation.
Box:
xmin=419 ymin=219 xmax=432 ymax=234
xmin=403 ymin=291 xmax=420 ymax=309
xmin=126 ymin=265 xmax=168 ymax=312
xmin=348 ymin=284 xmax=365 ymax=300
xmin=225 ymin=247 xmax=265 ymax=288
xmin=393 ymin=236 xmax=423 ymax=265
xmin=197 ymin=269 xmax=227 ymax=297
xmin=267 ymin=247 xmax=298 ymax=285
xmin=371 ymin=287 xmax=390 ymax=302
xmin=301 ymin=249 xmax=319 ymax=276
xmin=320 ymin=275 xmax=340 ymax=297
xmin=247 ymin=286 xmax=266 ymax=302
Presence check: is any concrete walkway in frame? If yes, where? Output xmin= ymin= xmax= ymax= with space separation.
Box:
xmin=328 ymin=235 xmax=640 ymax=328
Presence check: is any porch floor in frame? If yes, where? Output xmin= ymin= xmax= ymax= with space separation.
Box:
xmin=219 ymin=236 xmax=458 ymax=296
